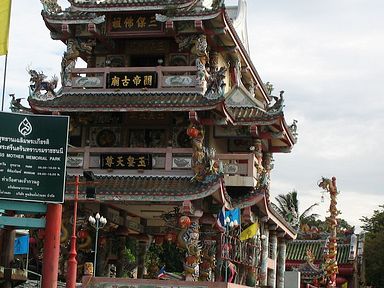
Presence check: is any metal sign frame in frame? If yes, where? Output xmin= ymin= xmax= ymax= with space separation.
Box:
xmin=0 ymin=111 xmax=69 ymax=203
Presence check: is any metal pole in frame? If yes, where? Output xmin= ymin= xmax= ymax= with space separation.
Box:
xmin=93 ymin=219 xmax=99 ymax=277
xmin=225 ymin=228 xmax=228 ymax=282
xmin=1 ymin=54 xmax=8 ymax=111
xmin=66 ymin=175 xmax=79 ymax=288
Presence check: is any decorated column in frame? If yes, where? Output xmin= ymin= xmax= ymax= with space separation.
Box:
xmin=259 ymin=221 xmax=269 ymax=286
xmin=178 ymin=201 xmax=203 ymax=281
xmin=276 ymin=233 xmax=287 ymax=288
xmin=318 ymin=177 xmax=339 ymax=287
xmin=137 ymin=234 xmax=150 ymax=279
xmin=267 ymin=227 xmax=278 ymax=288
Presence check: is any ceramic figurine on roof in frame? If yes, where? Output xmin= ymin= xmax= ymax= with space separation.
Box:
xmin=25 ymin=0 xmax=299 ymax=286
xmin=28 ymin=68 xmax=59 ymax=100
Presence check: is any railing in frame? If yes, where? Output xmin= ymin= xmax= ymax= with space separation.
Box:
xmin=221 ymin=232 xmax=260 ymax=267
xmin=67 ymin=65 xmax=203 ymax=92
xmin=67 ymin=146 xmax=194 ymax=176
xmin=215 ymin=153 xmax=258 ymax=187
xmin=67 ymin=147 xmax=259 ymax=181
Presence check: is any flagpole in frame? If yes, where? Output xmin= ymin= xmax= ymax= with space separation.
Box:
xmin=1 ymin=54 xmax=8 ymax=111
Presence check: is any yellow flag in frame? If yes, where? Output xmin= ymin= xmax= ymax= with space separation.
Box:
xmin=0 ymin=0 xmax=12 ymax=55
xmin=240 ymin=222 xmax=259 ymax=241
xmin=341 ymin=282 xmax=348 ymax=288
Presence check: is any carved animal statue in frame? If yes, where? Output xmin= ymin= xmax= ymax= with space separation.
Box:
xmin=40 ymin=0 xmax=62 ymax=14
xmin=28 ymin=69 xmax=58 ymax=95
xmin=205 ymin=66 xmax=226 ymax=99
xmin=267 ymin=90 xmax=284 ymax=112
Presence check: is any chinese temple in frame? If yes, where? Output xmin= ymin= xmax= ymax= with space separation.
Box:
xmin=21 ymin=0 xmax=298 ymax=287
xmin=286 ymin=237 xmax=362 ymax=287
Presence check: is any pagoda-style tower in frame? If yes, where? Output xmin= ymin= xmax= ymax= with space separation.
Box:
xmin=25 ymin=0 xmax=298 ymax=287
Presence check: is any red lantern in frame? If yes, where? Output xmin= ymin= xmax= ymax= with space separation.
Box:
xmin=77 ymin=229 xmax=89 ymax=239
xmin=187 ymin=127 xmax=199 ymax=138
xmin=38 ymin=229 xmax=45 ymax=239
xmin=165 ymin=232 xmax=176 ymax=242
xmin=179 ymin=216 xmax=191 ymax=228
xmin=154 ymin=235 xmax=164 ymax=245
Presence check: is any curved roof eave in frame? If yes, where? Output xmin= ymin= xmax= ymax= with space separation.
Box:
xmin=27 ymin=90 xmax=226 ymax=113
xmin=69 ymin=0 xmax=206 ymax=13
xmin=221 ymin=11 xmax=271 ymax=104
xmin=64 ymin=174 xmax=222 ymax=202
xmin=265 ymin=198 xmax=297 ymax=239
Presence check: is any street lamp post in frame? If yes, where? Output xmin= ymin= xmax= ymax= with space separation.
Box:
xmin=224 ymin=216 xmax=238 ymax=283
xmin=88 ymin=213 xmax=107 ymax=276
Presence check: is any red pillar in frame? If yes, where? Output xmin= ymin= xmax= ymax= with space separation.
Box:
xmin=42 ymin=203 xmax=62 ymax=288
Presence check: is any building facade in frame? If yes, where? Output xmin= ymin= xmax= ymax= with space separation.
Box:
xmin=20 ymin=0 xmax=298 ymax=287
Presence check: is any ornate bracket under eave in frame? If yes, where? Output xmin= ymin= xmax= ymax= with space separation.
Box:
xmin=61 ymin=24 xmax=71 ymax=39
xmin=188 ymin=110 xmax=200 ymax=124
xmin=249 ymin=125 xmax=258 ymax=137
xmin=87 ymin=23 xmax=112 ymax=50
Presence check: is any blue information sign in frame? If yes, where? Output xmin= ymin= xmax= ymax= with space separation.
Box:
xmin=14 ymin=235 xmax=29 ymax=255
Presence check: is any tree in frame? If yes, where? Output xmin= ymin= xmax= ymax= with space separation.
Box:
xmin=360 ymin=205 xmax=384 ymax=287
xmin=272 ymin=190 xmax=319 ymax=229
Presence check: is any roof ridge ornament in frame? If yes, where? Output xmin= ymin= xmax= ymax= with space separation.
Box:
xmin=41 ymin=0 xmax=62 ymax=15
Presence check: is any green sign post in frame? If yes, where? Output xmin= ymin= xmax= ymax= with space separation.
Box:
xmin=0 ymin=111 xmax=69 ymax=203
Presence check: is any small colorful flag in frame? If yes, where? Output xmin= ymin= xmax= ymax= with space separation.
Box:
xmin=239 ymin=221 xmax=259 ymax=241
xmin=216 ymin=205 xmax=226 ymax=232
xmin=225 ymin=208 xmax=240 ymax=227
xmin=157 ymin=266 xmax=168 ymax=280
xmin=0 ymin=0 xmax=12 ymax=55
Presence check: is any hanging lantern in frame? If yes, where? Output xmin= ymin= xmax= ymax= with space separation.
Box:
xmin=99 ymin=236 xmax=107 ymax=247
xmin=37 ymin=229 xmax=45 ymax=239
xmin=77 ymin=229 xmax=89 ymax=239
xmin=187 ymin=126 xmax=199 ymax=138
xmin=179 ymin=215 xmax=191 ymax=228
xmin=154 ymin=235 xmax=164 ymax=245
xmin=165 ymin=232 xmax=176 ymax=242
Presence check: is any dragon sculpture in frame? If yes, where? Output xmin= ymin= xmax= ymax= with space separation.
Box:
xmin=318 ymin=177 xmax=339 ymax=287
xmin=28 ymin=68 xmax=58 ymax=100
xmin=177 ymin=219 xmax=202 ymax=281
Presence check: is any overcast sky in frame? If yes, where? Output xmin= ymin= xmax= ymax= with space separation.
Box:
xmin=1 ymin=0 xmax=383 ymax=231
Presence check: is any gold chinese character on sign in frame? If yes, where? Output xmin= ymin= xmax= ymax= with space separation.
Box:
xmin=111 ymin=76 xmax=120 ymax=86
xmin=127 ymin=156 xmax=135 ymax=167
xmin=122 ymin=76 xmax=130 ymax=86
xmin=136 ymin=16 xmax=146 ymax=28
xmin=112 ymin=17 xmax=122 ymax=29
xmin=132 ymin=75 xmax=142 ymax=86
xmin=137 ymin=156 xmax=147 ymax=168
xmin=116 ymin=156 xmax=125 ymax=167
xmin=148 ymin=16 xmax=158 ymax=28
xmin=124 ymin=16 xmax=134 ymax=29
xmin=143 ymin=75 xmax=153 ymax=86
xmin=105 ymin=156 xmax=114 ymax=167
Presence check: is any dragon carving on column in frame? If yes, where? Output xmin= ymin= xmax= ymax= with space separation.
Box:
xmin=318 ymin=177 xmax=339 ymax=287
xmin=61 ymin=38 xmax=95 ymax=87
xmin=177 ymin=216 xmax=202 ymax=281
xmin=187 ymin=123 xmax=220 ymax=182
